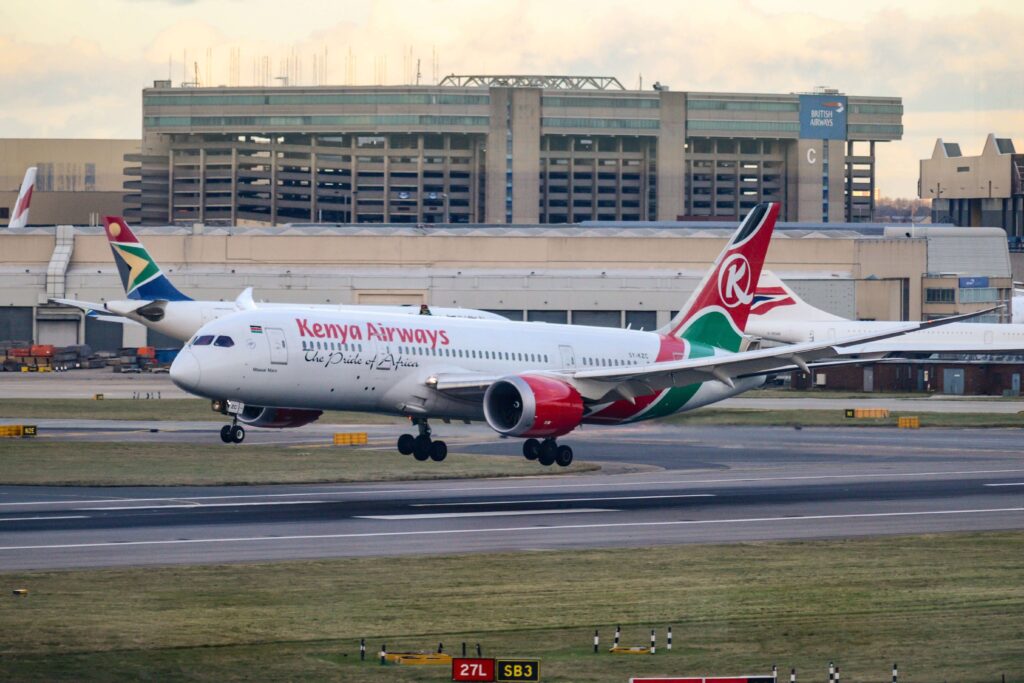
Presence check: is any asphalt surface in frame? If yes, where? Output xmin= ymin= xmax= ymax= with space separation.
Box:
xmin=1 ymin=421 xmax=1022 ymax=571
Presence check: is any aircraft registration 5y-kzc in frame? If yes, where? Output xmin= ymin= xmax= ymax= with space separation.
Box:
xmin=170 ymin=202 xmax=986 ymax=466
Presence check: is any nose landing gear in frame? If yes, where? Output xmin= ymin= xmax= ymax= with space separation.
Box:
xmin=219 ymin=418 xmax=245 ymax=444
xmin=396 ymin=418 xmax=447 ymax=462
xmin=522 ymin=438 xmax=572 ymax=467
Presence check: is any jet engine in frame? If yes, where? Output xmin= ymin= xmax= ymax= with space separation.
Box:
xmin=238 ymin=405 xmax=323 ymax=429
xmin=483 ymin=375 xmax=584 ymax=438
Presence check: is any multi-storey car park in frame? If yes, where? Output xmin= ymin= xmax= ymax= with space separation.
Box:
xmin=125 ymin=76 xmax=903 ymax=226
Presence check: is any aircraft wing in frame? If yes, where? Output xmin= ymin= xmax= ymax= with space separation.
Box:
xmin=48 ymin=298 xmax=144 ymax=326
xmin=50 ymin=298 xmax=108 ymax=313
xmin=432 ymin=307 xmax=997 ymax=404
xmin=567 ymin=307 xmax=999 ymax=401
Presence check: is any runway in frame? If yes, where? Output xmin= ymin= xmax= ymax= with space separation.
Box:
xmin=1 ymin=423 xmax=1022 ymax=571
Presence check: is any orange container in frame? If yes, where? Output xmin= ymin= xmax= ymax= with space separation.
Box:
xmin=30 ymin=345 xmax=55 ymax=357
xmin=137 ymin=346 xmax=156 ymax=358
xmin=9 ymin=348 xmax=30 ymax=358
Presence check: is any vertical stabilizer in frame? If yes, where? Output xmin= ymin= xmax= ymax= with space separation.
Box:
xmin=658 ymin=202 xmax=779 ymax=351
xmin=7 ymin=167 xmax=37 ymax=228
xmin=103 ymin=216 xmax=192 ymax=301
xmin=751 ymin=270 xmax=844 ymax=322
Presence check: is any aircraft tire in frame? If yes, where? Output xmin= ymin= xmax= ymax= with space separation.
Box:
xmin=220 ymin=425 xmax=233 ymax=443
xmin=413 ymin=435 xmax=432 ymax=461
xmin=555 ymin=445 xmax=573 ymax=467
xmin=522 ymin=438 xmax=540 ymax=460
xmin=429 ymin=440 xmax=448 ymax=462
xmin=537 ymin=439 xmax=557 ymax=466
xmin=397 ymin=433 xmax=415 ymax=455
xmin=231 ymin=425 xmax=245 ymax=443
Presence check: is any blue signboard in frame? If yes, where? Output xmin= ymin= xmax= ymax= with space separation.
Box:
xmin=959 ymin=276 xmax=989 ymax=288
xmin=799 ymin=94 xmax=848 ymax=140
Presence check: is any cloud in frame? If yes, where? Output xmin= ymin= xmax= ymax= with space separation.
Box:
xmin=0 ymin=0 xmax=1020 ymax=197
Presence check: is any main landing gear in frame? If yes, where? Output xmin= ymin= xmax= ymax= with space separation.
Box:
xmin=522 ymin=438 xmax=573 ymax=467
xmin=219 ymin=417 xmax=245 ymax=444
xmin=397 ymin=418 xmax=447 ymax=462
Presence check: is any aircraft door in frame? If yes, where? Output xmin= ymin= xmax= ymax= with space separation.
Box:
xmin=266 ymin=327 xmax=288 ymax=365
xmin=559 ymin=345 xmax=576 ymax=369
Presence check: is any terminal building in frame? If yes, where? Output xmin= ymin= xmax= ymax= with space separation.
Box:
xmin=126 ymin=76 xmax=903 ymax=226
xmin=919 ymin=134 xmax=1024 ymax=237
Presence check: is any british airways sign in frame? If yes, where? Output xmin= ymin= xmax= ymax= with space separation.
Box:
xmin=800 ymin=94 xmax=848 ymax=140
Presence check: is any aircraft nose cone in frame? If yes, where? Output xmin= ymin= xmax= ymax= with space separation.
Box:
xmin=170 ymin=349 xmax=201 ymax=393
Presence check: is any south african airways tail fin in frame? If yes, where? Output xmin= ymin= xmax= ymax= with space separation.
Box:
xmin=103 ymin=216 xmax=192 ymax=301
xmin=658 ymin=202 xmax=779 ymax=352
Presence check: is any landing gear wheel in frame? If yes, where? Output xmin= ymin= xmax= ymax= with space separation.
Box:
xmin=230 ymin=424 xmax=245 ymax=443
xmin=397 ymin=433 xmax=415 ymax=455
xmin=429 ymin=440 xmax=448 ymax=462
xmin=413 ymin=434 xmax=432 ymax=461
xmin=220 ymin=425 xmax=233 ymax=443
xmin=555 ymin=445 xmax=574 ymax=467
xmin=522 ymin=438 xmax=540 ymax=460
xmin=537 ymin=439 xmax=557 ymax=466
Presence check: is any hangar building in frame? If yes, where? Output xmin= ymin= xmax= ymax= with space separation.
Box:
xmin=0 ymin=221 xmax=1010 ymax=350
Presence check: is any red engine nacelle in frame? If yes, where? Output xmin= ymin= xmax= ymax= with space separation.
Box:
xmin=483 ymin=375 xmax=584 ymax=438
xmin=238 ymin=405 xmax=323 ymax=429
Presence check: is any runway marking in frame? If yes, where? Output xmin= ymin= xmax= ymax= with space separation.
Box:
xmin=410 ymin=494 xmax=715 ymax=507
xmin=985 ymin=482 xmax=1024 ymax=487
xmin=356 ymin=508 xmax=615 ymax=520
xmin=0 ymin=515 xmax=88 ymax=522
xmin=2 ymin=468 xmax=1023 ymax=508
xmin=0 ymin=507 xmax=1020 ymax=552
xmin=79 ymin=501 xmax=325 ymax=511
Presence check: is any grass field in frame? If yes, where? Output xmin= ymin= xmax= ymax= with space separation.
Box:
xmin=666 ymin=408 xmax=1024 ymax=429
xmin=4 ymin=398 xmax=1024 ymax=430
xmin=747 ymin=387 xmax=1024 ymax=401
xmin=0 ymin=441 xmax=597 ymax=486
xmin=0 ymin=398 xmax=403 ymax=424
xmin=0 ymin=533 xmax=1021 ymax=681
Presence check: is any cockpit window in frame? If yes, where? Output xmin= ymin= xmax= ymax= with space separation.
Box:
xmin=214 ymin=336 xmax=234 ymax=348
xmin=193 ymin=335 xmax=214 ymax=346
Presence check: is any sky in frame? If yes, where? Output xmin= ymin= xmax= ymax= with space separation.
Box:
xmin=1 ymin=0 xmax=1022 ymax=198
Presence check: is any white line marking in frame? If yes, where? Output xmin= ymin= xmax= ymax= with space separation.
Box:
xmin=0 ymin=515 xmax=88 ymax=522
xmin=3 ymin=468 xmax=1022 ymax=508
xmin=356 ymin=508 xmax=615 ymax=520
xmin=0 ymin=507 xmax=1020 ymax=552
xmin=985 ymin=482 xmax=1024 ymax=487
xmin=79 ymin=501 xmax=325 ymax=511
xmin=410 ymin=494 xmax=715 ymax=507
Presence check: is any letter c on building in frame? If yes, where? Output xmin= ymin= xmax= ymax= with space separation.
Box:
xmin=806 ymin=147 xmax=817 ymax=164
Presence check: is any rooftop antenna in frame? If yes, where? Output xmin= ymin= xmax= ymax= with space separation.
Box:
xmin=416 ymin=58 xmax=422 ymax=85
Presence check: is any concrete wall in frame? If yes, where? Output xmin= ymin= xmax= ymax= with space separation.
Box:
xmin=0 ymin=138 xmax=139 ymax=192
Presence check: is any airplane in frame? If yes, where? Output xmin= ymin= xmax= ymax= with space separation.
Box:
xmin=746 ymin=270 xmax=1024 ymax=355
xmin=53 ymin=216 xmax=507 ymax=341
xmin=7 ymin=166 xmax=37 ymax=228
xmin=168 ymin=202 xmax=987 ymax=461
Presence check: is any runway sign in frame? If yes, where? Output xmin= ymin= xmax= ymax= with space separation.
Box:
xmin=452 ymin=657 xmax=496 ymax=681
xmin=496 ymin=658 xmax=540 ymax=682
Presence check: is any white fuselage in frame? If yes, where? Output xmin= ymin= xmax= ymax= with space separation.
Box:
xmin=106 ymin=299 xmax=506 ymax=342
xmin=746 ymin=319 xmax=1024 ymax=354
xmin=172 ymin=308 xmax=756 ymax=425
